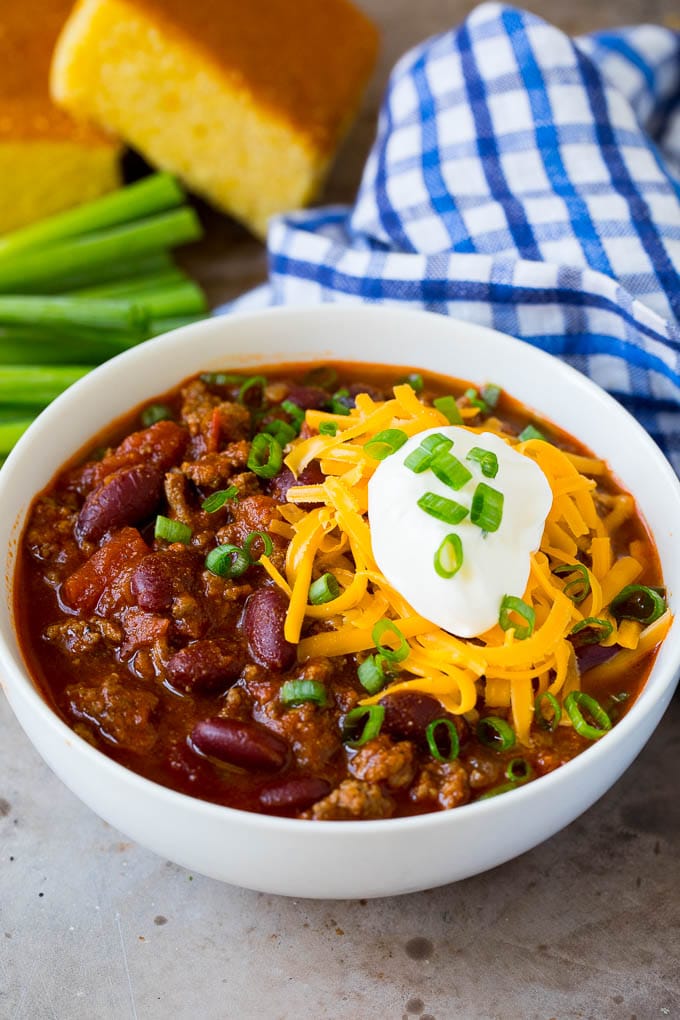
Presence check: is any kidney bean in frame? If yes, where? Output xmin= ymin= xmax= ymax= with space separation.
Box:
xmin=76 ymin=463 xmax=164 ymax=542
xmin=131 ymin=554 xmax=174 ymax=612
xmin=283 ymin=385 xmax=329 ymax=410
xmin=259 ymin=777 xmax=331 ymax=812
xmin=380 ymin=691 xmax=468 ymax=749
xmin=347 ymin=382 xmax=387 ymax=402
xmin=166 ymin=639 xmax=243 ymax=693
xmin=242 ymin=588 xmax=296 ymax=671
xmin=191 ymin=717 xmax=288 ymax=771
xmin=268 ymin=461 xmax=324 ymax=504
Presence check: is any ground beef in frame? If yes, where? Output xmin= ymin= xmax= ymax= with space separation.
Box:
xmin=66 ymin=676 xmax=159 ymax=753
xmin=348 ymin=734 xmax=417 ymax=790
xmin=181 ymin=442 xmax=250 ymax=489
xmin=44 ymin=617 xmax=123 ymax=657
xmin=303 ymin=779 xmax=395 ymax=820
xmin=410 ymin=760 xmax=471 ymax=809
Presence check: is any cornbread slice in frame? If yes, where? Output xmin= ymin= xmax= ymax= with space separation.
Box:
xmin=0 ymin=0 xmax=121 ymax=235
xmin=51 ymin=0 xmax=378 ymax=237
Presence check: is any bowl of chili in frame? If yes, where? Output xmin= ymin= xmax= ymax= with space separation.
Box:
xmin=1 ymin=304 xmax=679 ymax=898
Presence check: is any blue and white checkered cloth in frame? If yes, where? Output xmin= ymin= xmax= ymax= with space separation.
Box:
xmin=227 ymin=3 xmax=680 ymax=471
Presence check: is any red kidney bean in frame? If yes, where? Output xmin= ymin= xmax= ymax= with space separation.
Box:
xmin=268 ymin=461 xmax=324 ymax=504
xmin=191 ymin=717 xmax=288 ymax=771
xmin=76 ymin=463 xmax=164 ymax=542
xmin=166 ymin=639 xmax=243 ymax=693
xmin=259 ymin=777 xmax=331 ymax=812
xmin=131 ymin=554 xmax=174 ymax=612
xmin=380 ymin=691 xmax=469 ymax=748
xmin=347 ymin=382 xmax=387 ymax=402
xmin=283 ymin=385 xmax=329 ymax=410
xmin=116 ymin=420 xmax=189 ymax=471
xmin=242 ymin=588 xmax=296 ymax=671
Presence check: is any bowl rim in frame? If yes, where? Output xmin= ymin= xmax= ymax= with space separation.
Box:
xmin=2 ymin=303 xmax=680 ymax=835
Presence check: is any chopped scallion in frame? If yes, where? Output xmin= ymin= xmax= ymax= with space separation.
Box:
xmin=505 ymin=758 xmax=533 ymax=782
xmin=263 ymin=418 xmax=297 ymax=446
xmin=518 ymin=424 xmax=545 ymax=442
xmin=244 ymin=530 xmax=274 ymax=561
xmin=357 ymin=654 xmax=388 ymax=695
xmin=430 ymin=449 xmax=472 ymax=490
xmin=372 ymin=619 xmax=409 ymax=664
xmin=247 ymin=433 xmax=283 ymax=478
xmin=466 ymin=446 xmax=499 ymax=479
xmin=364 ymin=428 xmax=408 ymax=461
xmin=342 ymin=705 xmax=385 ymax=747
xmin=481 ymin=383 xmax=501 ymax=408
xmin=553 ymin=563 xmax=591 ymax=604
xmin=476 ymin=716 xmax=516 ymax=751
xmin=329 ymin=389 xmax=352 ymax=416
xmin=417 ymin=492 xmax=469 ymax=525
xmin=309 ymin=572 xmax=340 ymax=605
xmin=201 ymin=486 xmax=239 ymax=512
xmin=564 ymin=691 xmax=612 ymax=740
xmin=499 ymin=595 xmax=535 ymax=640
xmin=319 ymin=421 xmax=338 ymax=436
xmin=534 ymin=691 xmax=562 ymax=732
xmin=141 ymin=403 xmax=172 ymax=426
xmin=470 ymin=482 xmax=504 ymax=532
xmin=425 ymin=719 xmax=460 ymax=762
xmin=281 ymin=399 xmax=305 ymax=431
xmin=609 ymin=584 xmax=666 ymax=625
xmin=434 ymin=533 xmax=464 ymax=579
xmin=154 ymin=515 xmax=192 ymax=544
xmin=569 ymin=617 xmax=613 ymax=645
xmin=400 ymin=372 xmax=424 ymax=393
xmin=205 ymin=543 xmax=251 ymax=578
xmin=433 ymin=395 xmax=463 ymax=424
xmin=238 ymin=375 xmax=267 ymax=407
xmin=280 ymin=679 xmax=328 ymax=708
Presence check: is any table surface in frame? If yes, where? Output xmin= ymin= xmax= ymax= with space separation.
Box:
xmin=3 ymin=3 xmax=680 ymax=1018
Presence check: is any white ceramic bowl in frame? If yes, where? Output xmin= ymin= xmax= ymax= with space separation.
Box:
xmin=1 ymin=305 xmax=679 ymax=899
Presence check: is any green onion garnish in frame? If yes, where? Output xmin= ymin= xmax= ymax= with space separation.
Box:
xmin=430 ymin=449 xmax=472 ymax=490
xmin=364 ymin=428 xmax=409 ymax=461
xmin=499 ymin=595 xmax=535 ymax=640
xmin=319 ymin=421 xmax=338 ymax=436
xmin=478 ymin=781 xmax=524 ymax=800
xmin=342 ymin=705 xmax=385 ymax=747
xmin=154 ymin=515 xmax=192 ymax=544
xmin=425 ymin=719 xmax=460 ymax=762
xmin=247 ymin=433 xmax=283 ymax=479
xmin=464 ymin=387 xmax=488 ymax=413
xmin=481 ymin=383 xmax=501 ymax=408
xmin=553 ymin=563 xmax=591 ymax=604
xmin=505 ymin=758 xmax=533 ymax=782
xmin=141 ymin=403 xmax=172 ymax=426
xmin=470 ymin=482 xmax=504 ymax=532
xmin=244 ymin=530 xmax=274 ymax=561
xmin=609 ymin=584 xmax=666 ymax=625
xmin=434 ymin=533 xmax=464 ymax=579
xmin=309 ymin=572 xmax=340 ymax=605
xmin=372 ymin=619 xmax=409 ymax=664
xmin=564 ymin=691 xmax=612 ymax=740
xmin=201 ymin=486 xmax=239 ymax=512
xmin=329 ymin=389 xmax=351 ymax=416
xmin=238 ymin=375 xmax=267 ymax=406
xmin=569 ymin=617 xmax=613 ymax=645
xmin=466 ymin=447 xmax=499 ymax=479
xmin=357 ymin=654 xmax=389 ymax=695
xmin=205 ymin=544 xmax=251 ymax=578
xmin=421 ymin=433 xmax=452 ymax=453
xmin=476 ymin=716 xmax=516 ymax=751
xmin=518 ymin=424 xmax=545 ymax=442
xmin=417 ymin=492 xmax=469 ymax=525
xmin=200 ymin=371 xmax=244 ymax=386
xmin=404 ymin=433 xmax=452 ymax=473
xmin=400 ymin=372 xmax=424 ymax=393
xmin=263 ymin=419 xmax=297 ymax=446
xmin=433 ymin=395 xmax=463 ymax=424
xmin=303 ymin=366 xmax=338 ymax=390
xmin=534 ymin=691 xmax=562 ymax=732
xmin=281 ymin=399 xmax=305 ymax=431
xmin=280 ymin=679 xmax=328 ymax=708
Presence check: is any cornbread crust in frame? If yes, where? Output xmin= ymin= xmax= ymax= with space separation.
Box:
xmin=51 ymin=0 xmax=378 ymax=235
xmin=0 ymin=0 xmax=120 ymax=233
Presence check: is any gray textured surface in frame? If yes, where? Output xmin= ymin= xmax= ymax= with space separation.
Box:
xmin=1 ymin=690 xmax=678 ymax=1020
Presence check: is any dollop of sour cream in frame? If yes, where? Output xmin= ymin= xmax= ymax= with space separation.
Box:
xmin=368 ymin=426 xmax=553 ymax=638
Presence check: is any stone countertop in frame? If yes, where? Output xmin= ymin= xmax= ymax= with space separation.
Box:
xmin=3 ymin=1 xmax=680 ymax=1017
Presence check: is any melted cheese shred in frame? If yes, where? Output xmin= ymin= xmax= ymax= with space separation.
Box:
xmin=271 ymin=382 xmax=665 ymax=745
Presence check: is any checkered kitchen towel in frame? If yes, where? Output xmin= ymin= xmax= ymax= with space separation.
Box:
xmin=228 ymin=4 xmax=680 ymax=471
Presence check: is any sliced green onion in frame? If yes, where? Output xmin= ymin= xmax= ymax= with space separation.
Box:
xmin=200 ymin=371 xmax=244 ymax=386
xmin=201 ymin=486 xmax=239 ymax=512
xmin=263 ymin=419 xmax=297 ymax=446
xmin=238 ymin=375 xmax=267 ymax=406
xmin=434 ymin=533 xmax=464 ymax=579
xmin=433 ymin=395 xmax=463 ymax=424
xmin=477 ymin=716 xmax=516 ymax=751
xmin=478 ymin=781 xmax=523 ymax=800
xmin=464 ymin=387 xmax=488 ymax=413
xmin=372 ymin=619 xmax=409 ymax=664
xmin=470 ymin=482 xmax=504 ymax=532
xmin=404 ymin=434 xmax=452 ymax=474
xmin=425 ymin=719 xmax=460 ymax=762
xmin=364 ymin=428 xmax=409 ymax=461
xmin=421 ymin=433 xmax=453 ymax=453
xmin=329 ymin=389 xmax=351 ymax=416
xmin=564 ymin=691 xmax=612 ymax=740
xmin=553 ymin=563 xmax=591 ymax=604
xmin=280 ymin=679 xmax=328 ymax=708
xmin=518 ymin=424 xmax=545 ymax=442
xmin=534 ymin=691 xmax=562 ymax=732
xmin=505 ymin=758 xmax=533 ymax=782
xmin=417 ymin=492 xmax=469 ymax=525
xmin=154 ymin=515 xmax=192 ymax=544
xmin=281 ymin=399 xmax=305 ymax=431
xmin=319 ymin=421 xmax=338 ymax=436
xmin=357 ymin=654 xmax=389 ymax=695
xmin=309 ymin=572 xmax=340 ymax=605
xmin=141 ymin=403 xmax=172 ymax=426
xmin=466 ymin=447 xmax=499 ymax=479
xmin=400 ymin=372 xmax=424 ymax=393
xmin=304 ymin=366 xmax=338 ymax=390
xmin=244 ymin=530 xmax=274 ymax=561
xmin=569 ymin=617 xmax=613 ymax=645
xmin=499 ymin=595 xmax=535 ymax=640
xmin=609 ymin=584 xmax=666 ymax=625
xmin=205 ymin=543 xmax=251 ymax=578
xmin=342 ymin=705 xmax=385 ymax=747
xmin=247 ymin=433 xmax=283 ymax=478
xmin=430 ymin=449 xmax=472 ymax=490
xmin=481 ymin=383 xmax=501 ymax=408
